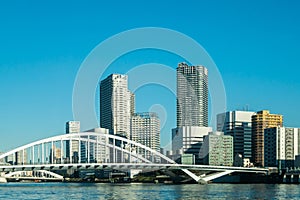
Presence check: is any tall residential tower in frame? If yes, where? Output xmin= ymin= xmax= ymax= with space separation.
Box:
xmin=172 ymin=63 xmax=210 ymax=164
xmin=176 ymin=63 xmax=208 ymax=127
xmin=100 ymin=74 xmax=132 ymax=138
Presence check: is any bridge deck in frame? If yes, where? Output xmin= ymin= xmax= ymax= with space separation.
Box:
xmin=0 ymin=163 xmax=268 ymax=174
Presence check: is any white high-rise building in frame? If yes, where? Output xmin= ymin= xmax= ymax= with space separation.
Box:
xmin=217 ymin=111 xmax=255 ymax=160
xmin=66 ymin=121 xmax=80 ymax=163
xmin=131 ymin=112 xmax=160 ymax=162
xmin=176 ymin=63 xmax=208 ymax=127
xmin=264 ymin=127 xmax=300 ymax=169
xmin=100 ymin=74 xmax=132 ymax=138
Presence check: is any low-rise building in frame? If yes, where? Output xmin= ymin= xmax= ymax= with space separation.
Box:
xmin=172 ymin=126 xmax=212 ymax=164
xmin=200 ymin=132 xmax=233 ymax=166
xmin=264 ymin=127 xmax=300 ymax=169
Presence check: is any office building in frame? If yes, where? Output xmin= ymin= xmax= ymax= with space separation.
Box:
xmin=176 ymin=63 xmax=208 ymax=127
xmin=66 ymin=121 xmax=80 ymax=163
xmin=217 ymin=111 xmax=255 ymax=160
xmin=200 ymin=132 xmax=233 ymax=166
xmin=100 ymin=74 xmax=132 ymax=138
xmin=172 ymin=126 xmax=212 ymax=164
xmin=252 ymin=110 xmax=283 ymax=166
xmin=131 ymin=112 xmax=160 ymax=162
xmin=264 ymin=127 xmax=300 ymax=169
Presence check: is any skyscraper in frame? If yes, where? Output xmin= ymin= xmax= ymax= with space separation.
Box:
xmin=252 ymin=110 xmax=283 ymax=167
xmin=131 ymin=112 xmax=160 ymax=162
xmin=217 ymin=111 xmax=256 ymax=160
xmin=176 ymin=63 xmax=208 ymax=127
xmin=172 ymin=63 xmax=209 ymax=164
xmin=100 ymin=74 xmax=132 ymax=138
xmin=66 ymin=121 xmax=80 ymax=163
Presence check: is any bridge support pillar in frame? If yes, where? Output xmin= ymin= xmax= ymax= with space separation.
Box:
xmin=181 ymin=169 xmax=234 ymax=184
xmin=198 ymin=178 xmax=208 ymax=185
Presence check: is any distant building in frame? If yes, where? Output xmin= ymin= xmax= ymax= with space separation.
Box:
xmin=66 ymin=121 xmax=80 ymax=163
xmin=200 ymin=132 xmax=233 ymax=166
xmin=83 ymin=128 xmax=110 ymax=163
xmin=176 ymin=63 xmax=208 ymax=127
xmin=264 ymin=127 xmax=300 ymax=169
xmin=131 ymin=112 xmax=160 ymax=162
xmin=252 ymin=110 xmax=283 ymax=166
xmin=5 ymin=151 xmax=28 ymax=165
xmin=100 ymin=74 xmax=132 ymax=138
xmin=172 ymin=126 xmax=212 ymax=164
xmin=217 ymin=111 xmax=255 ymax=160
xmin=50 ymin=146 xmax=61 ymax=164
xmin=66 ymin=121 xmax=81 ymax=133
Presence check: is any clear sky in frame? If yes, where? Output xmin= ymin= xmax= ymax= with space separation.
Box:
xmin=0 ymin=0 xmax=299 ymax=152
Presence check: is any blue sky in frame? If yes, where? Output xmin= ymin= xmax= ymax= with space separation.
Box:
xmin=0 ymin=0 xmax=299 ymax=152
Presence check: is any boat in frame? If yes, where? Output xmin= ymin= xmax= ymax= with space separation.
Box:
xmin=0 ymin=177 xmax=7 ymax=183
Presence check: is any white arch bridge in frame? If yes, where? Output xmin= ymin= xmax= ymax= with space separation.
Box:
xmin=0 ymin=132 xmax=268 ymax=183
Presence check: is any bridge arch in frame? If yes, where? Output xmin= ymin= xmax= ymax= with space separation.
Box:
xmin=0 ymin=132 xmax=175 ymax=165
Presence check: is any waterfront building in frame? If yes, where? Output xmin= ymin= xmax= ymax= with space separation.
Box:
xmin=217 ymin=111 xmax=255 ymax=161
xmin=131 ymin=112 xmax=160 ymax=162
xmin=200 ymin=132 xmax=233 ymax=166
xmin=176 ymin=63 xmax=208 ymax=127
xmin=66 ymin=121 xmax=80 ymax=163
xmin=172 ymin=126 xmax=212 ymax=164
xmin=264 ymin=127 xmax=300 ymax=169
xmin=100 ymin=74 xmax=132 ymax=138
xmin=252 ymin=110 xmax=283 ymax=166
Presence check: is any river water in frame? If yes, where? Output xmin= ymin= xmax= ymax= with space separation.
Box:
xmin=0 ymin=182 xmax=300 ymax=199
